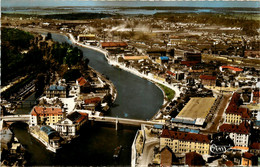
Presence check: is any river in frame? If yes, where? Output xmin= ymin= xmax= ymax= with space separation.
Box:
xmin=12 ymin=32 xmax=164 ymax=165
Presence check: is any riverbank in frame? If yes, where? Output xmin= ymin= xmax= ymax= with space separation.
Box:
xmin=67 ymin=33 xmax=180 ymax=120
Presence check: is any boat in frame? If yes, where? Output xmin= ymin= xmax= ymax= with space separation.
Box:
xmin=113 ymin=145 xmax=122 ymax=158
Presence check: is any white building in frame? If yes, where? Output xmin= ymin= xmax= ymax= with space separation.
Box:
xmin=219 ymin=122 xmax=250 ymax=147
xmin=56 ymin=111 xmax=88 ymax=136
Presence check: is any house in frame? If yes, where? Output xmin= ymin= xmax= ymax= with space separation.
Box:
xmin=185 ymin=152 xmax=205 ymax=166
xmin=249 ymin=142 xmax=260 ymax=155
xmin=160 ymin=146 xmax=174 ymax=167
xmin=78 ymin=34 xmax=96 ymax=42
xmin=46 ymin=85 xmax=66 ymax=98
xmin=76 ymin=77 xmax=91 ymax=93
xmin=56 ymin=111 xmax=88 ymax=136
xmin=219 ymin=122 xmax=250 ymax=147
xmin=225 ymin=93 xmax=251 ymax=125
xmin=241 ymin=152 xmax=254 ymax=166
xmin=30 ymin=106 xmax=64 ymax=126
xmin=123 ymin=56 xmax=149 ymax=61
xmin=83 ymin=97 xmax=101 ymax=111
xmin=199 ymin=75 xmax=217 ymax=86
xmin=160 ymin=129 xmax=210 ymax=154
xmin=101 ymin=42 xmax=128 ymax=50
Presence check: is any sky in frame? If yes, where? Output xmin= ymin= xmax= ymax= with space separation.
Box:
xmin=1 ymin=0 xmax=260 ymax=8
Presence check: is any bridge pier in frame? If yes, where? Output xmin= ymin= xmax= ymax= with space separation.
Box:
xmin=115 ymin=118 xmax=118 ymax=131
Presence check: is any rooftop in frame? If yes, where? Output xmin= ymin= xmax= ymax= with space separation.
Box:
xmin=199 ymin=75 xmax=217 ymax=80
xmin=221 ymin=65 xmax=243 ymax=72
xmin=123 ymin=56 xmax=149 ymax=60
xmin=31 ymin=106 xmax=63 ymax=116
xmin=101 ymin=42 xmax=128 ymax=47
xmin=77 ymin=77 xmax=88 ymax=86
xmin=219 ymin=122 xmax=250 ymax=134
xmin=84 ymin=97 xmax=101 ymax=104
xmin=48 ymin=85 xmax=65 ymax=91
xmin=161 ymin=129 xmax=210 ymax=143
xmin=176 ymin=97 xmax=216 ymax=120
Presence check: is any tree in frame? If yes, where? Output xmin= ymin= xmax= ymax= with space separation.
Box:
xmin=84 ymin=58 xmax=90 ymax=70
xmin=35 ymin=73 xmax=46 ymax=97
xmin=46 ymin=32 xmax=52 ymax=40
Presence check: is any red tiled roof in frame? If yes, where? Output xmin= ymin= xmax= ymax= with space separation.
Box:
xmin=225 ymin=160 xmax=234 ymax=166
xmin=243 ymin=152 xmax=254 ymax=159
xmin=75 ymin=112 xmax=88 ymax=123
xmin=77 ymin=77 xmax=88 ymax=86
xmin=185 ymin=152 xmax=204 ymax=166
xmin=101 ymin=42 xmax=128 ymax=47
xmin=180 ymin=61 xmax=200 ymax=67
xmin=199 ymin=75 xmax=217 ymax=80
xmin=167 ymin=71 xmax=175 ymax=76
xmin=225 ymin=93 xmax=251 ymax=118
xmin=219 ymin=122 xmax=250 ymax=134
xmin=31 ymin=106 xmax=62 ymax=116
xmin=84 ymin=97 xmax=101 ymax=104
xmin=250 ymin=142 xmax=260 ymax=150
xmin=253 ymin=91 xmax=260 ymax=97
xmin=161 ymin=129 xmax=210 ymax=143
xmin=221 ymin=66 xmax=243 ymax=72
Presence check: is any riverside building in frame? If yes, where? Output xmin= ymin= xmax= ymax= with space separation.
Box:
xmin=160 ymin=129 xmax=210 ymax=155
xmin=30 ymin=106 xmax=64 ymax=126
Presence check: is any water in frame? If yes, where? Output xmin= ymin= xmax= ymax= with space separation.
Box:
xmin=12 ymin=32 xmax=164 ymax=165
xmin=49 ymin=33 xmax=164 ymax=119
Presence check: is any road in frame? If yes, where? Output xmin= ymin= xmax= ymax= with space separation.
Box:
xmin=202 ymin=93 xmax=231 ymax=133
xmin=89 ymin=115 xmax=165 ymax=126
xmin=138 ymin=139 xmax=159 ymax=167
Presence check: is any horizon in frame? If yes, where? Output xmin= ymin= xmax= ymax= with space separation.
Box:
xmin=2 ymin=0 xmax=260 ymax=8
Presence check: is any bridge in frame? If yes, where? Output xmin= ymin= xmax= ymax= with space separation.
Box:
xmin=0 ymin=115 xmax=30 ymax=125
xmin=89 ymin=115 xmax=165 ymax=130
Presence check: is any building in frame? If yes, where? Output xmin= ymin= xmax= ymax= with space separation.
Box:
xmin=123 ymin=56 xmax=149 ymax=61
xmin=156 ymin=56 xmax=169 ymax=64
xmin=241 ymin=152 xmax=254 ymax=166
xmin=252 ymin=91 xmax=260 ymax=104
xmin=30 ymin=125 xmax=61 ymax=151
xmin=220 ymin=66 xmax=243 ymax=74
xmin=46 ymin=85 xmax=66 ymax=98
xmin=30 ymin=106 xmax=64 ymax=126
xmin=78 ymin=34 xmax=96 ymax=41
xmin=184 ymin=52 xmax=201 ymax=62
xmin=160 ymin=129 xmax=210 ymax=155
xmin=173 ymin=97 xmax=216 ymax=126
xmin=225 ymin=92 xmax=251 ymax=125
xmin=83 ymin=97 xmax=101 ymax=111
xmin=226 ymin=107 xmax=251 ymax=125
xmin=249 ymin=142 xmax=260 ymax=155
xmin=185 ymin=152 xmax=205 ymax=166
xmin=101 ymin=42 xmax=128 ymax=50
xmin=56 ymin=111 xmax=88 ymax=136
xmin=76 ymin=77 xmax=91 ymax=93
xmin=160 ymin=146 xmax=174 ymax=167
xmin=219 ymin=122 xmax=250 ymax=147
xmin=199 ymin=75 xmax=217 ymax=86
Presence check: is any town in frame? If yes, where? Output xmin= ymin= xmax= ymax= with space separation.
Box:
xmin=1 ymin=6 xmax=260 ymax=167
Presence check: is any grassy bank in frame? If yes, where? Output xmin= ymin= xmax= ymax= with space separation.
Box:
xmin=158 ymin=84 xmax=175 ymax=101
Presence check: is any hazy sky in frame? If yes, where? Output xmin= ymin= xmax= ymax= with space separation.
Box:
xmin=2 ymin=0 xmax=260 ymax=8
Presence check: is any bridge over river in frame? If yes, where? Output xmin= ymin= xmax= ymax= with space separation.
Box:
xmin=1 ymin=114 xmax=164 ymax=128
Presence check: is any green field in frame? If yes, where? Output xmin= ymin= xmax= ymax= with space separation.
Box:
xmin=158 ymin=84 xmax=175 ymax=101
